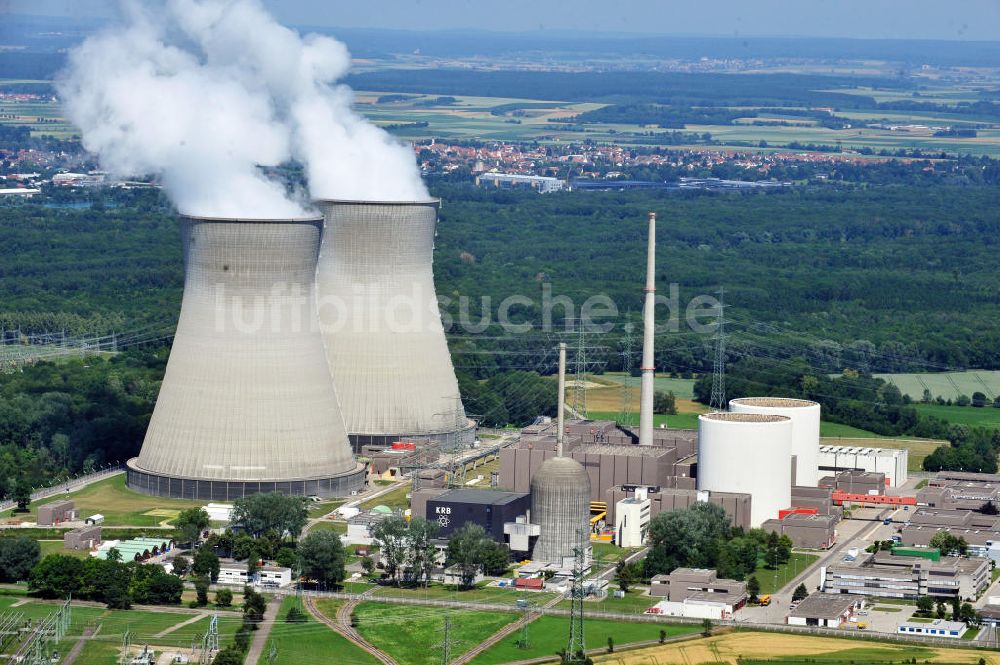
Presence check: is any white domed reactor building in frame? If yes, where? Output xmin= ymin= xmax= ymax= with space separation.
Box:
xmin=697 ymin=412 xmax=793 ymax=527
xmin=530 ymin=456 xmax=592 ymax=566
xmin=127 ymin=215 xmax=365 ymax=499
xmin=314 ymin=200 xmax=475 ymax=451
xmin=729 ymin=397 xmax=821 ymax=486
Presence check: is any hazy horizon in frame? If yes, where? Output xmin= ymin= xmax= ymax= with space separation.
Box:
xmin=3 ymin=0 xmax=1000 ymax=42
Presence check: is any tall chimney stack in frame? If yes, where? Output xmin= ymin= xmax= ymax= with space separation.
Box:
xmin=557 ymin=341 xmax=567 ymax=456
xmin=639 ymin=211 xmax=656 ymax=446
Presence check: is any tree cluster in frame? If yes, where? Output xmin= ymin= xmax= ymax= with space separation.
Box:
xmin=445 ymin=523 xmax=511 ymax=588
xmin=29 ymin=554 xmax=183 ymax=608
xmin=371 ymin=516 xmax=441 ymax=586
xmin=644 ymin=502 xmax=790 ymax=582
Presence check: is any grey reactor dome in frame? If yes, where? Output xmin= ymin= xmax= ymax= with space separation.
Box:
xmin=314 ymin=199 xmax=475 ymax=451
xmin=127 ymin=214 xmax=365 ymax=500
xmin=530 ymin=456 xmax=591 ymax=565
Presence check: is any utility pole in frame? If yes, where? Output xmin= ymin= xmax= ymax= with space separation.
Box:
xmin=517 ymin=601 xmax=533 ymax=649
xmin=709 ymin=287 xmax=727 ymax=410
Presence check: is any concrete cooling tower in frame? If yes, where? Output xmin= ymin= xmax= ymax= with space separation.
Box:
xmin=530 ymin=456 xmax=591 ymax=566
xmin=314 ymin=200 xmax=474 ymax=451
xmin=127 ymin=215 xmax=364 ymax=500
xmin=729 ymin=397 xmax=821 ymax=486
xmin=697 ymin=412 xmax=793 ymax=527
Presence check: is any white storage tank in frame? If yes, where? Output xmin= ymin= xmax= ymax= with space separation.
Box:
xmin=697 ymin=412 xmax=793 ymax=527
xmin=729 ymin=397 xmax=821 ymax=486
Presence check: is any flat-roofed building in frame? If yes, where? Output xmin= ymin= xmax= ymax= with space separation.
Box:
xmin=788 ymin=593 xmax=863 ymax=627
xmin=821 ymin=552 xmax=988 ymax=600
xmin=761 ymin=513 xmax=837 ymax=549
xmin=898 ymin=619 xmax=967 ymax=638
xmin=817 ymin=445 xmax=907 ymax=488
xmin=37 ymin=500 xmax=77 ymax=526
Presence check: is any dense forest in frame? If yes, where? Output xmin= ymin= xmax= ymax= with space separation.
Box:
xmin=3 ymin=182 xmax=1000 ymax=481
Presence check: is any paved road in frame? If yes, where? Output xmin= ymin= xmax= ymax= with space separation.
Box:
xmin=739 ymin=506 xmax=902 ymax=625
xmin=244 ymin=595 xmax=280 ymax=665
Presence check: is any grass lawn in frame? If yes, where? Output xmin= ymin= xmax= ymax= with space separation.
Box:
xmin=753 ymin=553 xmax=819 ymax=596
xmin=265 ymin=595 xmax=379 ymax=665
xmin=587 ymin=410 xmax=700 ymax=430
xmin=590 ymin=542 xmax=633 ymax=566
xmin=368 ymin=582 xmax=558 ymax=606
xmin=871 ymin=606 xmax=903 ymax=612
xmin=914 ymin=403 xmax=1000 ymax=430
xmin=355 ymin=602 xmax=517 ymax=665
xmin=38 ymin=539 xmax=91 ymax=558
xmin=360 ymin=483 xmax=411 ymax=512
xmin=468 ymin=615 xmax=699 ymax=665
xmin=559 ymin=588 xmax=657 ymax=615
xmin=307 ymin=499 xmax=346 ymax=519
xmin=820 ymin=421 xmax=881 ymax=438
xmin=309 ymin=520 xmax=347 ymax=535
xmin=164 ymin=614 xmax=243 ymax=645
xmin=2 ymin=474 xmax=202 ymax=526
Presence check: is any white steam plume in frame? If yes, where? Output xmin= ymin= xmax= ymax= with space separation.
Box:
xmin=58 ymin=0 xmax=429 ymax=218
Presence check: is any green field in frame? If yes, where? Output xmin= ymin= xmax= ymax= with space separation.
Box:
xmin=587 ymin=411 xmax=700 ymax=430
xmin=1 ymin=474 xmax=202 ymax=527
xmin=359 ymin=483 xmax=411 ymax=512
xmin=559 ymin=588 xmax=659 ymax=615
xmin=467 ymin=615 xmax=699 ymax=665
xmin=819 ymin=422 xmax=882 ymax=438
xmin=754 ymin=552 xmax=819 ymax=596
xmin=354 ymin=602 xmax=517 ymax=665
xmin=265 ymin=596 xmax=378 ymax=665
xmin=914 ymin=403 xmax=1000 ymax=430
xmin=367 ymin=582 xmax=559 ymax=607
xmin=874 ymin=370 xmax=1000 ymax=402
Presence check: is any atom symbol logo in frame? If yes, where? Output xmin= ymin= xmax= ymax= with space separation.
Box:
xmin=437 ymin=515 xmax=450 ymax=527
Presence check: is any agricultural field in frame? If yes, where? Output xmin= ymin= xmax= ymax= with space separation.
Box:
xmin=0 ymin=474 xmax=202 ymax=527
xmin=0 ymin=86 xmax=77 ymax=138
xmin=593 ymin=630 xmax=999 ymax=665
xmin=266 ymin=596 xmax=378 ymax=665
xmin=348 ymin=85 xmax=1000 ymax=156
xmin=874 ymin=370 xmax=1000 ymax=402
xmin=467 ymin=615 xmax=700 ymax=665
xmin=354 ymin=602 xmax=517 ymax=665
xmin=914 ymin=403 xmax=1000 ymax=430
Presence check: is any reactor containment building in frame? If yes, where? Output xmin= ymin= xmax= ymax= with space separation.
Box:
xmin=127 ymin=214 xmax=365 ymax=499
xmin=314 ymin=199 xmax=474 ymax=452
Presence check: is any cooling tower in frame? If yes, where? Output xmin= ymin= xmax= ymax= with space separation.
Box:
xmin=697 ymin=412 xmax=792 ymax=527
xmin=530 ymin=456 xmax=591 ymax=566
xmin=314 ymin=200 xmax=473 ymax=451
xmin=127 ymin=214 xmax=364 ymax=500
xmin=729 ymin=397 xmax=821 ymax=486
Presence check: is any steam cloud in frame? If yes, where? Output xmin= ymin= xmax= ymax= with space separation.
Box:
xmin=58 ymin=0 xmax=429 ymax=218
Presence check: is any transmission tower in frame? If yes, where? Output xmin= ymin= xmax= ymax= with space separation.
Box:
xmin=709 ymin=287 xmax=727 ymax=410
xmin=573 ymin=324 xmax=587 ymax=417
xmin=618 ymin=322 xmax=635 ymax=427
xmin=199 ymin=615 xmax=219 ymax=664
xmin=517 ymin=601 xmax=533 ymax=649
xmin=120 ymin=629 xmax=132 ymax=665
xmin=436 ymin=611 xmax=456 ymax=665
xmin=266 ymin=641 xmax=278 ymax=665
xmin=564 ymin=529 xmax=587 ymax=663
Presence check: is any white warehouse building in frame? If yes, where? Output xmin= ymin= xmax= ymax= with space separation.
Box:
xmin=817 ymin=445 xmax=908 ymax=488
xmin=697 ymin=412 xmax=793 ymax=528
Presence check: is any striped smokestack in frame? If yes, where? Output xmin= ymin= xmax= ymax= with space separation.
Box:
xmin=639 ymin=211 xmax=656 ymax=446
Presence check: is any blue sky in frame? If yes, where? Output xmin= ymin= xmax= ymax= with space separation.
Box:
xmin=4 ymin=0 xmax=1000 ymax=40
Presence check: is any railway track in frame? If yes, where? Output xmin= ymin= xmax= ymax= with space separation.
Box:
xmin=303 ymin=593 xmax=397 ymax=665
